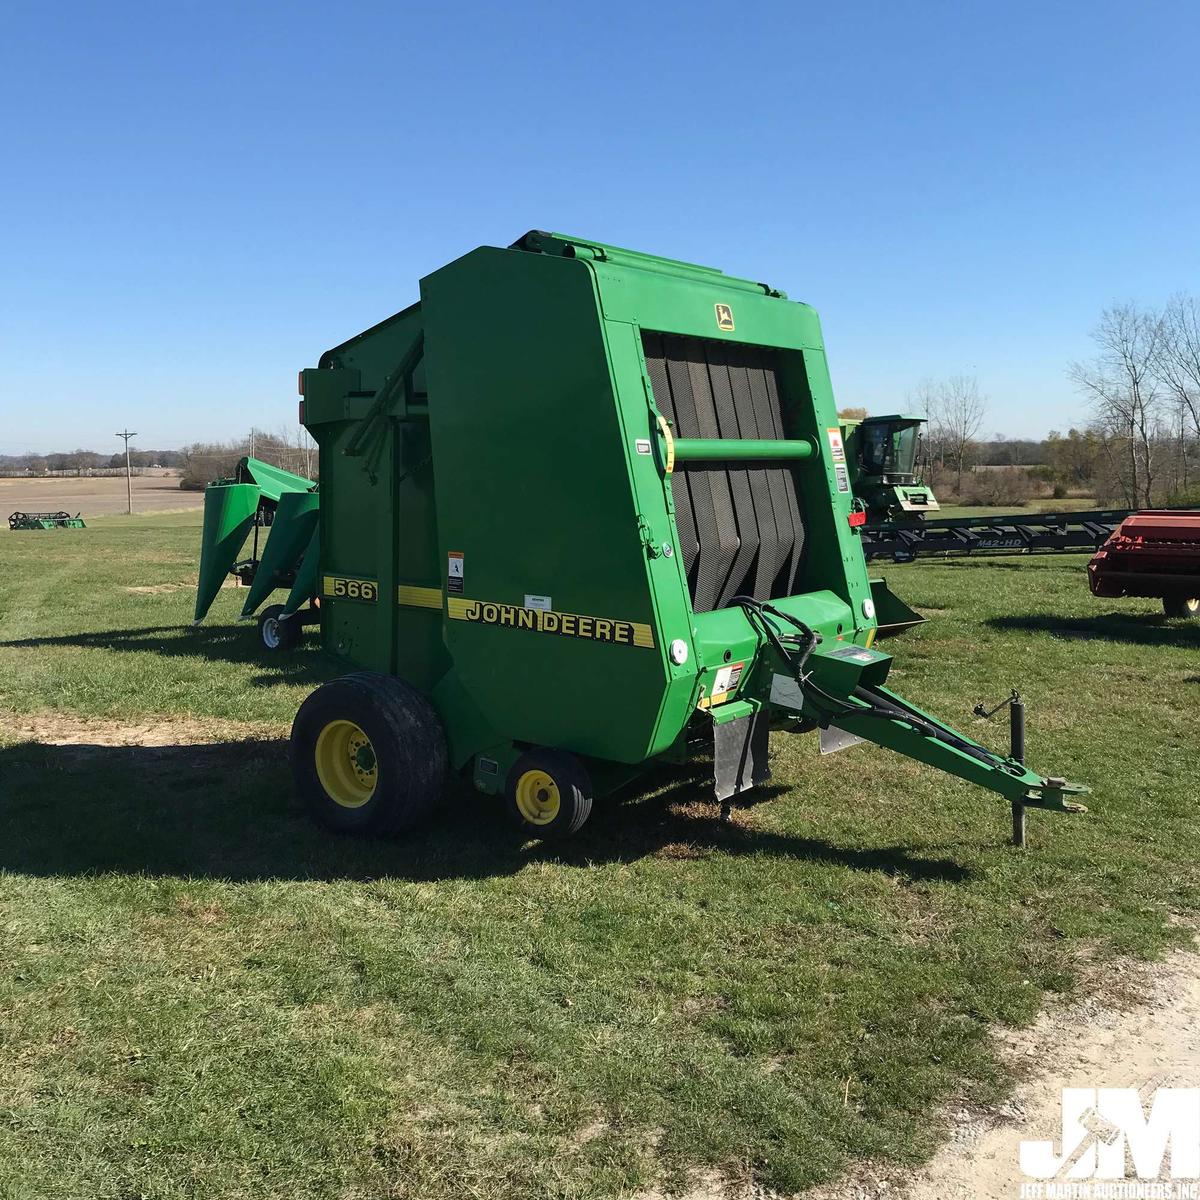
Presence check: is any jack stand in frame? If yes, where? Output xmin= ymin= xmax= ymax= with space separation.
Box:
xmin=974 ymin=689 xmax=1026 ymax=848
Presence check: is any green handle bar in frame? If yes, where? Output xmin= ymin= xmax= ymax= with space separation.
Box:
xmin=671 ymin=437 xmax=817 ymax=462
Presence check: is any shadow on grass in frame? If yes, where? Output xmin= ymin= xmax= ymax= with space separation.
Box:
xmin=0 ymin=739 xmax=971 ymax=885
xmin=0 ymin=623 xmax=334 ymax=687
xmin=987 ymin=612 xmax=1200 ymax=648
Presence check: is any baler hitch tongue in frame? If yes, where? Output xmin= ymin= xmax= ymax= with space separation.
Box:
xmin=1022 ymin=776 xmax=1090 ymax=814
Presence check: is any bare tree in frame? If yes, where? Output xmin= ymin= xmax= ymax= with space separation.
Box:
xmin=1155 ymin=295 xmax=1200 ymax=471
xmin=921 ymin=375 xmax=987 ymax=495
xmin=1071 ymin=303 xmax=1164 ymax=507
xmin=908 ymin=379 xmax=945 ymax=473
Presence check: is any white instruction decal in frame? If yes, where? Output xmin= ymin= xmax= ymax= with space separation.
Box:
xmin=711 ymin=661 xmax=744 ymax=699
xmin=524 ymin=594 xmax=552 ymax=611
xmin=447 ymin=551 xmax=464 ymax=595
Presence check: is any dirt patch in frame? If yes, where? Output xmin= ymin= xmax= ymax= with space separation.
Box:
xmin=0 ymin=472 xmax=202 ymax=518
xmin=806 ymin=941 xmax=1200 ymax=1200
xmin=125 ymin=580 xmax=240 ymax=595
xmin=0 ymin=710 xmax=286 ymax=747
xmin=636 ymin=1169 xmax=748 ymax=1200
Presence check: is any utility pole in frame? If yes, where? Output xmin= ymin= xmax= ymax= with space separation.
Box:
xmin=115 ymin=429 xmax=137 ymax=515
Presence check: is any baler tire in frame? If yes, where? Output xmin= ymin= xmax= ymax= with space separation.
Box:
xmin=259 ymin=604 xmax=301 ymax=651
xmin=1163 ymin=595 xmax=1200 ymax=619
xmin=505 ymin=749 xmax=593 ymax=839
xmin=290 ymin=672 xmax=447 ymax=836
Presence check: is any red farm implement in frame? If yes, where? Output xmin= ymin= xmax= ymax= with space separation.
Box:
xmin=1087 ymin=510 xmax=1200 ymax=618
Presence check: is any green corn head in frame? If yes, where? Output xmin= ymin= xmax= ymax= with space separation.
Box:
xmin=193 ymin=457 xmax=317 ymax=624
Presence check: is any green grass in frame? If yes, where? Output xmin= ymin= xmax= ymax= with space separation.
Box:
xmin=934 ymin=496 xmax=1101 ymax=519
xmin=1 ymin=516 xmax=1198 ymax=1198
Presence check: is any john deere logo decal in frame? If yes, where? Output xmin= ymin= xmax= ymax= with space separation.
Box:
xmin=447 ymin=596 xmax=654 ymax=648
xmin=715 ymin=303 xmax=735 ymax=332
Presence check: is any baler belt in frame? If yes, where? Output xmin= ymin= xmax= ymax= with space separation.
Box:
xmin=642 ymin=332 xmax=805 ymax=612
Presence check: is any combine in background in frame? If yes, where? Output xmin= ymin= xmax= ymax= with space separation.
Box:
xmin=840 ymin=414 xmax=939 ymax=523
xmin=840 ymin=413 xmax=1132 ymax=563
xmin=1088 ymin=510 xmax=1200 ymax=617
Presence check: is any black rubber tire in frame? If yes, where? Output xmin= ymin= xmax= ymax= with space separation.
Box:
xmin=290 ymin=672 xmax=447 ymax=835
xmin=504 ymin=748 xmax=593 ymax=839
xmin=1163 ymin=595 xmax=1200 ymax=619
xmin=259 ymin=603 xmax=302 ymax=651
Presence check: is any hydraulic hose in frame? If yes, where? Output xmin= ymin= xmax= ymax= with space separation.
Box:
xmin=731 ymin=596 xmax=1007 ymax=771
xmin=731 ymin=595 xmax=821 ymax=677
xmin=849 ymin=686 xmax=1004 ymax=769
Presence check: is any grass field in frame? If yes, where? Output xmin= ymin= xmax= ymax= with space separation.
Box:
xmin=1 ymin=514 xmax=1198 ymax=1198
xmin=932 ymin=497 xmax=1101 ymax=520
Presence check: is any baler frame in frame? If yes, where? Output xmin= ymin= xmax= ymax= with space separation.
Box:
xmin=197 ymin=230 xmax=1089 ymax=843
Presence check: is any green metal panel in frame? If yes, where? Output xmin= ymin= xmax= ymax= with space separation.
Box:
xmin=193 ymin=483 xmax=260 ymax=623
xmin=305 ymin=306 xmax=449 ymax=695
xmin=421 ymin=247 xmax=679 ymax=765
xmin=238 ymin=457 xmax=316 ymax=503
xmin=239 ymin=490 xmax=320 ymax=618
xmin=282 ymin=528 xmax=319 ymax=618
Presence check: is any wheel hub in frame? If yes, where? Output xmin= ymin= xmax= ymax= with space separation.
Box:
xmin=315 ymin=719 xmax=378 ymax=808
xmin=514 ymin=769 xmax=560 ymax=825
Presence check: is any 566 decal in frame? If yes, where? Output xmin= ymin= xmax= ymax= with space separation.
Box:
xmin=322 ymin=574 xmax=379 ymax=603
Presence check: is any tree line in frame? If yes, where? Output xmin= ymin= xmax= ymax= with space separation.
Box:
xmin=1070 ymin=296 xmax=1200 ymax=507
xmin=891 ymin=296 xmax=1200 ymax=509
xmin=0 ymin=449 xmax=185 ymax=475
xmin=2 ymin=429 xmax=318 ymax=489
xmin=177 ymin=428 xmax=317 ymax=489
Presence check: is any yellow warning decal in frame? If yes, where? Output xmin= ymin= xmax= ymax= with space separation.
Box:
xmin=397 ymin=584 xmax=442 ymax=610
xmin=322 ymin=574 xmax=379 ymax=603
xmin=656 ymin=412 xmax=675 ymax=474
xmin=447 ymin=596 xmax=654 ymax=649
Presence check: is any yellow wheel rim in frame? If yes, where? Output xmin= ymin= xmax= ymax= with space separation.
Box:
xmin=314 ymin=719 xmax=378 ymax=809
xmin=514 ymin=769 xmax=561 ymax=826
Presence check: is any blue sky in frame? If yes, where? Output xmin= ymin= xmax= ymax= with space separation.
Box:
xmin=2 ymin=0 xmax=1197 ymax=453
